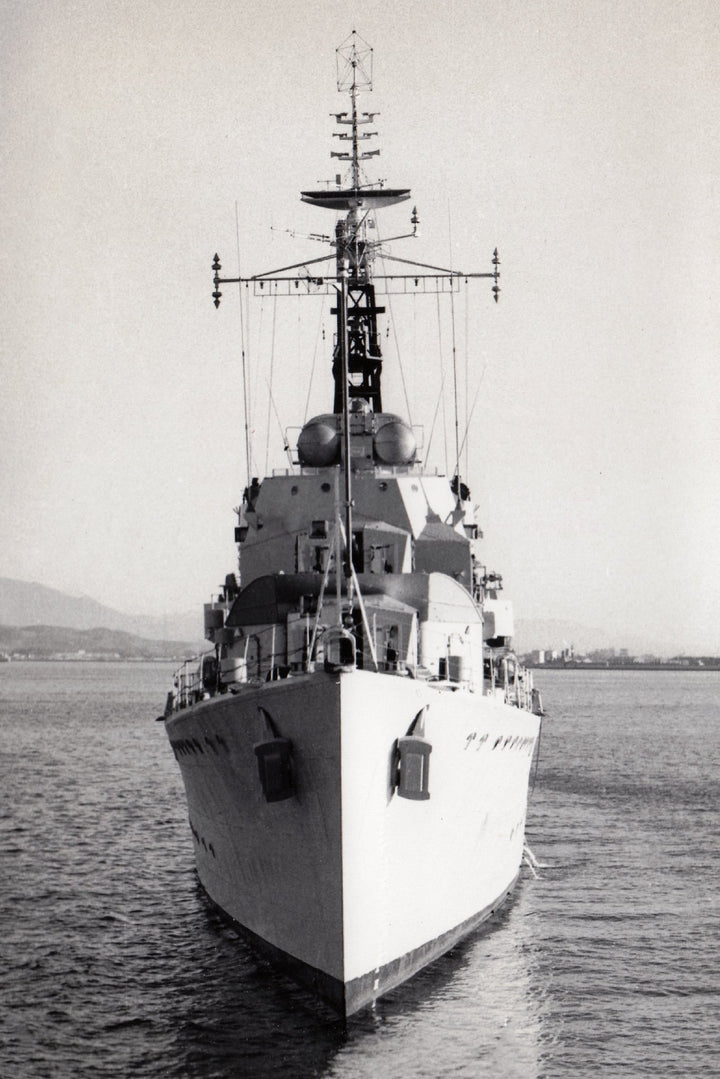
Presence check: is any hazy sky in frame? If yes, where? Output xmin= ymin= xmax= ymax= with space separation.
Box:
xmin=2 ymin=0 xmax=719 ymax=652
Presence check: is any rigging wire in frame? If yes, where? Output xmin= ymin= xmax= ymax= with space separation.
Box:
xmin=412 ymin=290 xmax=418 ymax=418
xmin=265 ymin=377 xmax=294 ymax=468
xmin=264 ymin=286 xmax=279 ymax=476
xmin=383 ymin=269 xmax=413 ymax=425
xmin=235 ymin=203 xmax=253 ymax=486
xmin=303 ymin=298 xmax=326 ymax=425
xmin=252 ymin=291 xmax=266 ymax=464
xmin=436 ymin=288 xmax=449 ymax=474
xmin=447 ymin=206 xmax=461 ymax=485
xmin=451 ymin=365 xmax=487 ymax=481
xmin=374 ymin=223 xmax=413 ymax=423
xmin=464 ymin=279 xmax=470 ymax=482
xmin=424 ymin=367 xmax=446 ymax=467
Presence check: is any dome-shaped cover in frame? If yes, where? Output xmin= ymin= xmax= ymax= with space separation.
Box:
xmin=297 ymin=414 xmax=341 ymax=466
xmin=373 ymin=414 xmax=416 ymax=465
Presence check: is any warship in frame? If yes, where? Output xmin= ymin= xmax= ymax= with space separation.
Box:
xmin=162 ymin=32 xmax=542 ymax=1017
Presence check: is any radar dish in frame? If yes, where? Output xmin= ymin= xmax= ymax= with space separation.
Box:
xmin=301 ymin=188 xmax=411 ymax=211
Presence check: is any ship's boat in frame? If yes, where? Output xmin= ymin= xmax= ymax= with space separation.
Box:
xmin=162 ymin=31 xmax=542 ymax=1018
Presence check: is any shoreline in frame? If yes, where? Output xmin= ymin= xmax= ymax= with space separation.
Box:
xmin=526 ymin=662 xmax=720 ymax=672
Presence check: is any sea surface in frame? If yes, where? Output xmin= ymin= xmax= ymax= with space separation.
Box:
xmin=1 ymin=662 xmax=718 ymax=1078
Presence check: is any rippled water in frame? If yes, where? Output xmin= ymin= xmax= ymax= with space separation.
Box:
xmin=1 ymin=663 xmax=718 ymax=1077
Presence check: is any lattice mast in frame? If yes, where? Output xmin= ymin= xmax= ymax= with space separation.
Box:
xmin=212 ymin=31 xmax=500 ymax=432
xmin=211 ymin=31 xmax=500 ymax=582
xmin=302 ymin=31 xmax=412 ymax=414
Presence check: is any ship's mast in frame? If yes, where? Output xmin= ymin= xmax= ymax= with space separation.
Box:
xmin=305 ymin=31 xmax=411 ymax=415
xmin=212 ymin=30 xmax=501 ymax=468
xmin=338 ymin=32 xmax=366 ymax=193
xmin=336 ymin=34 xmax=370 ymax=580
xmin=211 ymin=33 xmax=501 ymax=591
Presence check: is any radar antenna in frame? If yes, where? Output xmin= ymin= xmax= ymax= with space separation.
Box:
xmin=335 ymin=30 xmax=374 ymax=191
xmin=211 ymin=33 xmax=501 ymax=599
xmin=212 ymin=30 xmax=500 ymax=417
xmin=301 ymin=31 xmax=413 ymax=412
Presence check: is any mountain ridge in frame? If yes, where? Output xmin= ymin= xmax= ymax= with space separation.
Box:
xmin=1 ymin=577 xmax=685 ymax=658
xmin=0 ymin=577 xmax=202 ymax=643
xmin=0 ymin=623 xmax=198 ymax=660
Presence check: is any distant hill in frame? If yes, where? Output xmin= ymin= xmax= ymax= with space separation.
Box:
xmin=0 ymin=578 xmax=202 ymax=643
xmin=0 ymin=624 xmax=198 ymax=661
xmin=0 ymin=578 xmax=681 ymax=660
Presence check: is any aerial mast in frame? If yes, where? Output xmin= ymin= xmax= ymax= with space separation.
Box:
xmin=212 ymin=30 xmax=500 ymax=467
xmin=303 ymin=31 xmax=411 ymax=415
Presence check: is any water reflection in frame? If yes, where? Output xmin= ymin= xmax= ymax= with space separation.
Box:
xmin=332 ymin=885 xmax=545 ymax=1079
xmin=169 ymin=879 xmax=546 ymax=1079
xmin=166 ymin=888 xmax=347 ymax=1078
xmin=6 ymin=663 xmax=720 ymax=1077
